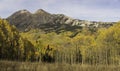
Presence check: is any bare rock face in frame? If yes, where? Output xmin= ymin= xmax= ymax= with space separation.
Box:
xmin=33 ymin=9 xmax=53 ymax=25
xmin=35 ymin=9 xmax=50 ymax=14
xmin=7 ymin=9 xmax=32 ymax=31
xmin=6 ymin=9 xmax=115 ymax=32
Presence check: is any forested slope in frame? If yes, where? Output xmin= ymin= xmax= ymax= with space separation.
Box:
xmin=0 ymin=18 xmax=120 ymax=65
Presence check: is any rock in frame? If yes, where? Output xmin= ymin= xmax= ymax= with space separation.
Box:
xmin=6 ymin=9 xmax=115 ymax=32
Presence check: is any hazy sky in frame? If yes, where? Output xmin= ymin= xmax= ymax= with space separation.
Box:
xmin=0 ymin=0 xmax=120 ymax=22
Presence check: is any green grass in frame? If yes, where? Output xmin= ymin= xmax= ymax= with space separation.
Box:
xmin=0 ymin=60 xmax=120 ymax=71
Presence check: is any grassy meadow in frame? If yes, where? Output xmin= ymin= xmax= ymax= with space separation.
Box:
xmin=0 ymin=60 xmax=120 ymax=71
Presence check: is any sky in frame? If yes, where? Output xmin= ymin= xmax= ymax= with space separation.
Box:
xmin=0 ymin=0 xmax=120 ymax=22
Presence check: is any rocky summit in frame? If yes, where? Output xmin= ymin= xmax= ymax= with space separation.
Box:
xmin=7 ymin=9 xmax=115 ymax=32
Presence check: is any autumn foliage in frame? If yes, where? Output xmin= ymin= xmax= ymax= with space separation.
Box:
xmin=0 ymin=18 xmax=120 ymax=65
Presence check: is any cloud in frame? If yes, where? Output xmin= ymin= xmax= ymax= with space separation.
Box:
xmin=0 ymin=0 xmax=57 ymax=17
xmin=0 ymin=0 xmax=120 ymax=22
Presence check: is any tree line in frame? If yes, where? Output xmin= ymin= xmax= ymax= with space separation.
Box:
xmin=0 ymin=18 xmax=120 ymax=65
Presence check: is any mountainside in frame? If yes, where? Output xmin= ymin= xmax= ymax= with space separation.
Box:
xmin=7 ymin=9 xmax=115 ymax=32
xmin=0 ymin=18 xmax=35 ymax=61
xmin=1 ymin=9 xmax=120 ymax=66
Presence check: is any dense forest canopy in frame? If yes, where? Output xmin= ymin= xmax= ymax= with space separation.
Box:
xmin=0 ymin=18 xmax=120 ymax=65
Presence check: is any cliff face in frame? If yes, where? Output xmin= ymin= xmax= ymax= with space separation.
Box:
xmin=7 ymin=9 xmax=115 ymax=32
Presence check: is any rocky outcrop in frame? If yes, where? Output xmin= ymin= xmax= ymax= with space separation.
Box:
xmin=6 ymin=9 xmax=115 ymax=31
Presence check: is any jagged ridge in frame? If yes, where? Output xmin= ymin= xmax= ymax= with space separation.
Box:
xmin=6 ymin=9 xmax=115 ymax=32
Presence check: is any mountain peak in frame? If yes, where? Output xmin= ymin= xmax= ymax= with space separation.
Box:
xmin=18 ymin=9 xmax=30 ymax=14
xmin=7 ymin=9 xmax=115 ymax=32
xmin=34 ymin=9 xmax=49 ymax=14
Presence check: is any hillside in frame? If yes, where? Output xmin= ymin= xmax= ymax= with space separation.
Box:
xmin=0 ymin=9 xmax=120 ymax=66
xmin=7 ymin=9 xmax=115 ymax=32
xmin=0 ymin=18 xmax=36 ymax=61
